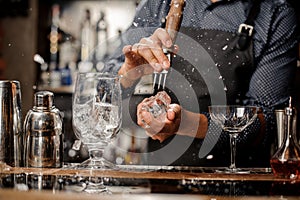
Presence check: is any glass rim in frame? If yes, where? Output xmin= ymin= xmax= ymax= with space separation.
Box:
xmin=77 ymin=72 xmax=120 ymax=78
xmin=208 ymin=105 xmax=259 ymax=108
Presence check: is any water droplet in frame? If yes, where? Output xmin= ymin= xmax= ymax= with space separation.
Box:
xmin=228 ymin=62 xmax=231 ymax=65
xmin=133 ymin=22 xmax=138 ymax=27
xmin=191 ymin=68 xmax=195 ymax=72
xmin=222 ymin=45 xmax=228 ymax=51
xmin=189 ymin=84 xmax=192 ymax=87
xmin=8 ymin=43 xmax=12 ymax=47
xmin=219 ymin=76 xmax=222 ymax=79
xmin=224 ymin=87 xmax=227 ymax=91
xmin=235 ymin=55 xmax=239 ymax=59
xmin=226 ymin=38 xmax=230 ymax=41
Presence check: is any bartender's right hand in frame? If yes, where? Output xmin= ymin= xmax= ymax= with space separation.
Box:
xmin=118 ymin=28 xmax=178 ymax=87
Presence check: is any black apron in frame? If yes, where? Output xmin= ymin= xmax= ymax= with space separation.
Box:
xmin=128 ymin=0 xmax=267 ymax=167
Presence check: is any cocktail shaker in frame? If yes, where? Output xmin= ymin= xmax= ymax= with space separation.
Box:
xmin=0 ymin=80 xmax=23 ymax=167
xmin=275 ymin=109 xmax=285 ymax=149
xmin=24 ymin=91 xmax=63 ymax=168
xmin=275 ymin=108 xmax=298 ymax=149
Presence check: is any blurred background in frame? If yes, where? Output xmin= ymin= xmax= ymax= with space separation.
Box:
xmin=0 ymin=0 xmax=148 ymax=165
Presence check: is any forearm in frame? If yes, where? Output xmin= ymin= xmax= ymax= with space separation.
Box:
xmin=176 ymin=109 xmax=208 ymax=139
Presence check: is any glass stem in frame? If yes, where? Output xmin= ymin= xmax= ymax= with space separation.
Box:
xmin=229 ymin=133 xmax=238 ymax=170
xmin=89 ymin=149 xmax=105 ymax=164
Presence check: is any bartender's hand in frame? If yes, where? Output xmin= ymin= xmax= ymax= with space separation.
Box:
xmin=118 ymin=28 xmax=178 ymax=87
xmin=137 ymin=101 xmax=181 ymax=143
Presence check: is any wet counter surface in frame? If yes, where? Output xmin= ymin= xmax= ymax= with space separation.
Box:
xmin=1 ymin=163 xmax=300 ymax=199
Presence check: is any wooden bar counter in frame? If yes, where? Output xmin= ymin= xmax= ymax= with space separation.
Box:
xmin=1 ymin=163 xmax=300 ymax=199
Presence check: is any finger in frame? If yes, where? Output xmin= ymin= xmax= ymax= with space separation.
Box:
xmin=141 ymin=111 xmax=152 ymax=125
xmin=145 ymin=130 xmax=158 ymax=139
xmin=137 ymin=103 xmax=152 ymax=128
xmin=140 ymin=37 xmax=170 ymax=71
xmin=173 ymin=44 xmax=179 ymax=54
xmin=123 ymin=45 xmax=144 ymax=68
xmin=167 ymin=104 xmax=181 ymax=121
xmin=167 ymin=110 xmax=176 ymax=121
xmin=153 ymin=28 xmax=173 ymax=48
xmin=122 ymin=45 xmax=135 ymax=60
xmin=149 ymin=132 xmax=170 ymax=143
xmin=134 ymin=43 xmax=163 ymax=72
xmin=145 ymin=129 xmax=162 ymax=141
xmin=122 ymin=45 xmax=132 ymax=54
xmin=131 ymin=43 xmax=141 ymax=53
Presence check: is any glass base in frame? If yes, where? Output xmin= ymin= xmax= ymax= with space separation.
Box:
xmin=71 ymin=158 xmax=117 ymax=170
xmin=84 ymin=182 xmax=112 ymax=194
xmin=215 ymin=167 xmax=250 ymax=174
xmin=64 ymin=177 xmax=112 ymax=194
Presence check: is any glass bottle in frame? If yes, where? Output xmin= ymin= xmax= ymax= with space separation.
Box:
xmin=80 ymin=9 xmax=94 ymax=63
xmin=270 ymin=97 xmax=300 ymax=179
xmin=78 ymin=9 xmax=94 ymax=73
xmin=49 ymin=4 xmax=61 ymax=88
xmin=95 ymin=11 xmax=108 ymax=62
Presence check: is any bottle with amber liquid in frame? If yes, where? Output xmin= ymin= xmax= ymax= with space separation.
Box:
xmin=270 ymin=97 xmax=300 ymax=179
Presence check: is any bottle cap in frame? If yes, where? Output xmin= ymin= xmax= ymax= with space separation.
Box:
xmin=34 ymin=91 xmax=54 ymax=110
xmin=285 ymin=96 xmax=295 ymax=116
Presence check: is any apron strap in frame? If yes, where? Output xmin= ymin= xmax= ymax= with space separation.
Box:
xmin=245 ymin=0 xmax=261 ymax=26
xmin=237 ymin=0 xmax=261 ymax=50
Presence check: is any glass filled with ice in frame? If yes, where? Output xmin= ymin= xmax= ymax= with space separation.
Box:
xmin=72 ymin=72 xmax=122 ymax=193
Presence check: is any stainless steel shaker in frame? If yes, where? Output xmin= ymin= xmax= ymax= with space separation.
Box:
xmin=275 ymin=108 xmax=298 ymax=149
xmin=24 ymin=91 xmax=63 ymax=168
xmin=275 ymin=109 xmax=285 ymax=149
xmin=0 ymin=80 xmax=23 ymax=167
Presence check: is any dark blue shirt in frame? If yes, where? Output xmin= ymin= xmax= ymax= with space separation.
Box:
xmin=121 ymin=0 xmax=298 ymax=106
xmin=107 ymin=0 xmax=299 ymax=166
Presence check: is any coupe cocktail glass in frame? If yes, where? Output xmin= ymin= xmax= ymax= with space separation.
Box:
xmin=208 ymin=105 xmax=258 ymax=173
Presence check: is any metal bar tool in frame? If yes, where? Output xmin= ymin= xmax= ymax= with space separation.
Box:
xmin=153 ymin=0 xmax=185 ymax=90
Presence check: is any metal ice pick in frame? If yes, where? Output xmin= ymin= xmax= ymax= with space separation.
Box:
xmin=152 ymin=0 xmax=185 ymax=90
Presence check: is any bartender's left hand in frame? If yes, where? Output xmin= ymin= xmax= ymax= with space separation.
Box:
xmin=137 ymin=102 xmax=181 ymax=143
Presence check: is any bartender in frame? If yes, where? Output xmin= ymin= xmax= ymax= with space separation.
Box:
xmin=105 ymin=0 xmax=299 ymax=167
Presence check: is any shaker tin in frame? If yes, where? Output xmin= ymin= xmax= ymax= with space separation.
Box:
xmin=24 ymin=91 xmax=63 ymax=168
